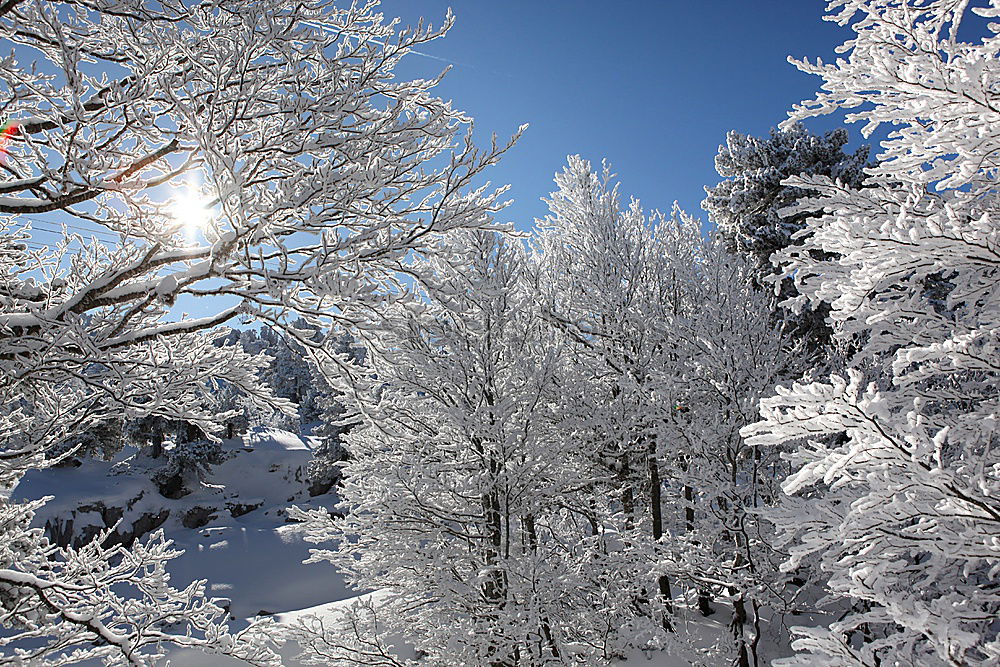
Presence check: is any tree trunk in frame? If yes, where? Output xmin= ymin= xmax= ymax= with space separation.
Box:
xmin=647 ymin=436 xmax=673 ymax=631
xmin=729 ymin=551 xmax=759 ymax=667
xmin=470 ymin=428 xmax=510 ymax=664
xmin=620 ymin=453 xmax=635 ymax=524
xmin=482 ymin=485 xmax=506 ymax=603
xmin=732 ymin=594 xmax=751 ymax=667
xmin=525 ymin=515 xmax=560 ymax=660
xmin=685 ymin=482 xmax=714 ymax=616
xmin=147 ymin=429 xmax=164 ymax=459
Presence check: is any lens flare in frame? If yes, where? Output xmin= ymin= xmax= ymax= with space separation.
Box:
xmin=0 ymin=121 xmax=19 ymax=164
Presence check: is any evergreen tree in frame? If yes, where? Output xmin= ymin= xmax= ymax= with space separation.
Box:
xmin=703 ymin=123 xmax=869 ymax=348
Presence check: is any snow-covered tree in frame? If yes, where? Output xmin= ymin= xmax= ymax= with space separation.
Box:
xmin=654 ymin=225 xmax=802 ymax=667
xmin=305 ymin=333 xmax=364 ymax=495
xmin=743 ymin=2 xmax=1000 ymax=664
xmin=533 ymin=158 xmax=686 ymax=638
xmin=214 ymin=324 xmax=332 ymax=436
xmin=702 ymin=123 xmax=869 ymax=349
xmin=248 ymin=323 xmax=328 ymax=428
xmin=0 ymin=0 xmax=518 ymax=663
xmin=703 ymin=123 xmax=869 ymax=268
xmin=290 ymin=230 xmax=642 ymax=665
xmin=535 ymin=158 xmax=800 ymax=666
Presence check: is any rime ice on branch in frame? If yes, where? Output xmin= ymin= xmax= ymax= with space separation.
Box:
xmin=744 ymin=1 xmax=1000 ymax=665
xmin=0 ymin=0 xmax=519 ymax=664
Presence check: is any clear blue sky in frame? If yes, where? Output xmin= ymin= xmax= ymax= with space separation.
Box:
xmin=381 ymin=1 xmax=866 ymax=230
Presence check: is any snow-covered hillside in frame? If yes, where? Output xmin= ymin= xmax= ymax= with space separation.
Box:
xmin=15 ymin=427 xmax=349 ymax=621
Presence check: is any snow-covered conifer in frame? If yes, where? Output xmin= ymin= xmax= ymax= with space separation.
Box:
xmin=305 ymin=334 xmax=363 ymax=494
xmin=703 ymin=123 xmax=869 ymax=349
xmin=703 ymin=123 xmax=868 ymax=267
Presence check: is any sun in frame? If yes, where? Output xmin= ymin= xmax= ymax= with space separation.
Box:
xmin=170 ymin=183 xmax=211 ymax=240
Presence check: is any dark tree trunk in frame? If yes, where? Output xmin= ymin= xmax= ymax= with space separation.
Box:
xmin=729 ymin=551 xmax=760 ymax=667
xmin=148 ymin=429 xmax=164 ymax=459
xmin=620 ymin=453 xmax=635 ymax=524
xmin=647 ymin=436 xmax=673 ymax=631
xmin=684 ymin=482 xmax=714 ymax=616
xmin=525 ymin=515 xmax=560 ymax=660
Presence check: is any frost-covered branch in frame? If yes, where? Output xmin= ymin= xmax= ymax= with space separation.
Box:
xmin=747 ymin=2 xmax=1000 ymax=664
xmin=1 ymin=0 xmax=517 ymax=663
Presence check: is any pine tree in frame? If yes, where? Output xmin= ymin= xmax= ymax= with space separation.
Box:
xmin=703 ymin=123 xmax=869 ymax=349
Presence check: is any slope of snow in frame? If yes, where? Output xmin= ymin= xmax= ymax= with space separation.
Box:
xmin=15 ymin=427 xmax=324 ymax=537
xmin=14 ymin=427 xmax=348 ymax=621
xmin=167 ymin=599 xmax=725 ymax=667
xmin=240 ymin=426 xmax=313 ymax=451
xmin=167 ymin=512 xmax=350 ymax=619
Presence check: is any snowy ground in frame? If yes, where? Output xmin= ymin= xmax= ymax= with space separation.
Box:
xmin=168 ymin=598 xmax=721 ymax=667
xmin=16 ymin=429 xmax=350 ymax=616
xmin=16 ymin=428 xmax=779 ymax=666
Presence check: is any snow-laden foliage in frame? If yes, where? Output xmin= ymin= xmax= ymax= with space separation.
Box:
xmin=702 ymin=123 xmax=868 ymax=268
xmin=702 ymin=123 xmax=869 ymax=349
xmin=289 ymin=155 xmax=799 ymax=666
xmin=0 ymin=0 xmax=517 ymax=663
xmin=743 ymin=1 xmax=1000 ymax=664
xmin=213 ymin=324 xmax=338 ymax=437
xmin=237 ymin=324 xmax=329 ymax=428
xmin=535 ymin=157 xmax=801 ymax=666
xmin=305 ymin=333 xmax=363 ymax=492
xmin=291 ymin=230 xmax=644 ymax=665
xmin=0 ymin=506 xmax=276 ymax=667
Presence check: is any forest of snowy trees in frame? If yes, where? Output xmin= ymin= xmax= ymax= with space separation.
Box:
xmin=1 ymin=0 xmax=998 ymax=665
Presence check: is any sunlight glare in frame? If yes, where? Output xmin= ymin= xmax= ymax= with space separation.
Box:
xmin=170 ymin=184 xmax=211 ymax=241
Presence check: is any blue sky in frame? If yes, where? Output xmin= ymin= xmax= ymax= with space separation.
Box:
xmin=381 ymin=1 xmax=866 ymax=231
xmin=18 ymin=2 xmax=875 ymax=322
